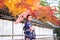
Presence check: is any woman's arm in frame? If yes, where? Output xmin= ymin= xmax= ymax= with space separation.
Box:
xmin=30 ymin=27 xmax=35 ymax=32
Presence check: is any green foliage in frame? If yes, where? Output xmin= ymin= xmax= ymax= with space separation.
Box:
xmin=58 ymin=0 xmax=60 ymax=18
xmin=55 ymin=28 xmax=60 ymax=37
xmin=40 ymin=0 xmax=48 ymax=6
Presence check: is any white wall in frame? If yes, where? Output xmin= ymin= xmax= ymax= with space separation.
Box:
xmin=0 ymin=19 xmax=53 ymax=40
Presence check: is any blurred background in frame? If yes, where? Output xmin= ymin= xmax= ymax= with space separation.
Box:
xmin=0 ymin=0 xmax=60 ymax=40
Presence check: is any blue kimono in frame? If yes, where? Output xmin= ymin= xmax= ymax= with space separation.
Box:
xmin=23 ymin=20 xmax=32 ymax=40
xmin=23 ymin=20 xmax=36 ymax=40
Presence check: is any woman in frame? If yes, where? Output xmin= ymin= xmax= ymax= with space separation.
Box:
xmin=23 ymin=14 xmax=35 ymax=40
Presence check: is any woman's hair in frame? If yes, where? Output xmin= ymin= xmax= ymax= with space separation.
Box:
xmin=26 ymin=14 xmax=31 ymax=19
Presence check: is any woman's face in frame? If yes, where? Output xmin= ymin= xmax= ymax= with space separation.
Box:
xmin=28 ymin=16 xmax=32 ymax=21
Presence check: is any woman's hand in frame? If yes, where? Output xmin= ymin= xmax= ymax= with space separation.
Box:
xmin=30 ymin=27 xmax=35 ymax=32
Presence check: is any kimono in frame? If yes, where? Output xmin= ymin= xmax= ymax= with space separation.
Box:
xmin=23 ymin=20 xmax=36 ymax=40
